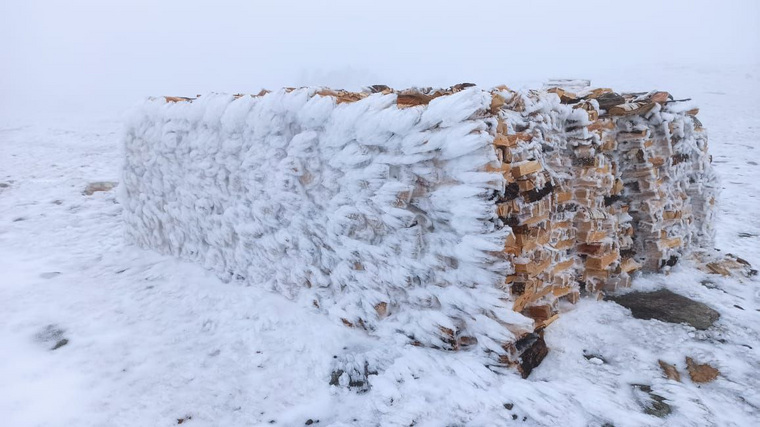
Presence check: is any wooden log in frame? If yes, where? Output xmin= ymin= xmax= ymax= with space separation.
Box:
xmin=551 ymin=258 xmax=575 ymax=275
xmin=504 ymin=232 xmax=520 ymax=255
xmin=397 ymin=92 xmax=440 ymax=108
xmin=520 ymin=212 xmax=550 ymax=226
xmin=650 ymin=91 xmax=671 ymax=104
xmin=583 ymin=268 xmax=610 ymax=279
xmin=512 ymin=161 xmax=542 ymax=178
xmin=586 ymin=252 xmax=619 ymax=270
xmin=620 ymin=258 xmax=642 ymax=273
xmin=662 ymin=210 xmax=683 ymax=220
xmin=617 ymin=130 xmax=649 ymax=141
xmin=493 ymin=135 xmax=516 ymax=148
xmin=164 ymin=96 xmax=194 ymax=103
xmin=552 ymin=238 xmax=575 ymax=250
xmin=523 ymin=304 xmax=553 ymax=323
xmin=579 ymin=230 xmax=608 ymax=244
xmin=490 ymin=93 xmax=506 ymax=113
xmin=555 ymin=191 xmax=573 ymax=203
xmin=609 ymin=102 xmax=655 ymax=116
xmin=512 ymin=282 xmax=553 ymax=312
xmin=661 ymin=237 xmax=683 ymax=249
xmin=514 ymin=257 xmax=552 ymax=277
xmin=536 ymin=314 xmax=560 ymax=330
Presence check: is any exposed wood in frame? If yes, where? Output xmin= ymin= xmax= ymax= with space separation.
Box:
xmin=511 ymin=161 xmax=542 ymax=178
xmin=586 ymin=252 xmax=618 ymax=270
xmin=536 ymin=314 xmax=559 ymax=330
xmin=164 ymin=96 xmax=194 ymax=103
xmin=685 ymin=357 xmax=719 ymax=383
xmin=609 ymin=102 xmax=656 ymax=116
xmin=620 ymin=258 xmax=642 ymax=274
xmin=658 ymin=360 xmax=681 ymax=382
xmin=374 ymin=302 xmax=388 ymax=318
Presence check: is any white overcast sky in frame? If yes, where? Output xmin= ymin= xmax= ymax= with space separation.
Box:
xmin=1 ymin=0 xmax=758 ymax=122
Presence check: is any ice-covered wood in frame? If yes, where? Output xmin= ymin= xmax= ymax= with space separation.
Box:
xmin=122 ymin=84 xmax=717 ymax=371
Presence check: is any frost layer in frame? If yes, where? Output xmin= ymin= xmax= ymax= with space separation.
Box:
xmin=122 ymin=88 xmax=529 ymax=358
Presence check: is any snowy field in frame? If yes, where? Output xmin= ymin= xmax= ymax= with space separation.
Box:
xmin=1 ymin=65 xmax=759 ymax=426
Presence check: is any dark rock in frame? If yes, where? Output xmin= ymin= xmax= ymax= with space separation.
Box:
xmin=699 ymin=280 xmax=721 ymax=291
xmin=632 ymin=384 xmax=671 ymax=418
xmin=52 ymin=338 xmax=69 ymax=350
xmin=503 ymin=403 xmax=514 ymax=410
xmin=516 ymin=333 xmax=549 ymax=378
xmin=35 ymin=324 xmax=68 ymax=350
xmin=305 ymin=420 xmax=314 ymax=425
xmin=662 ymin=255 xmax=679 ymax=268
xmin=645 ymin=397 xmax=671 ymax=417
xmin=329 ymin=359 xmax=376 ymax=392
xmin=606 ymin=289 xmax=719 ymax=330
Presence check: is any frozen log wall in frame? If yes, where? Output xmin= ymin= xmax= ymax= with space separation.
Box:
xmin=122 ymin=84 xmax=716 ymax=374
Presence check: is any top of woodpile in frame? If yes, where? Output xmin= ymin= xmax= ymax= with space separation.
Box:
xmin=163 ymin=83 xmax=700 ymax=119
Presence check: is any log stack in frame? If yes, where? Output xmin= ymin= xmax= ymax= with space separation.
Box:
xmin=123 ymin=83 xmax=716 ymax=376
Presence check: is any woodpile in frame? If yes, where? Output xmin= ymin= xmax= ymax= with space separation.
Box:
xmin=490 ymin=82 xmax=716 ymax=340
xmin=126 ymin=83 xmax=716 ymax=377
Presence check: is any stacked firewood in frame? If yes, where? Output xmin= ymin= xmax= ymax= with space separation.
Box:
xmin=132 ymin=83 xmax=716 ymax=377
xmin=487 ymin=83 xmax=716 ymax=343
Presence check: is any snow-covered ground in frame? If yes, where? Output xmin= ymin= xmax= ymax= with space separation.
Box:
xmin=1 ymin=65 xmax=759 ymax=426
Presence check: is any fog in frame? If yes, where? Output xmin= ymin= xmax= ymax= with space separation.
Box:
xmin=1 ymin=0 xmax=758 ymax=123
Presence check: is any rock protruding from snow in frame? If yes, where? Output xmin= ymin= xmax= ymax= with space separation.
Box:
xmin=607 ymin=289 xmax=720 ymax=330
xmin=34 ymin=324 xmax=69 ymax=350
xmin=632 ymin=384 xmax=672 ymax=418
